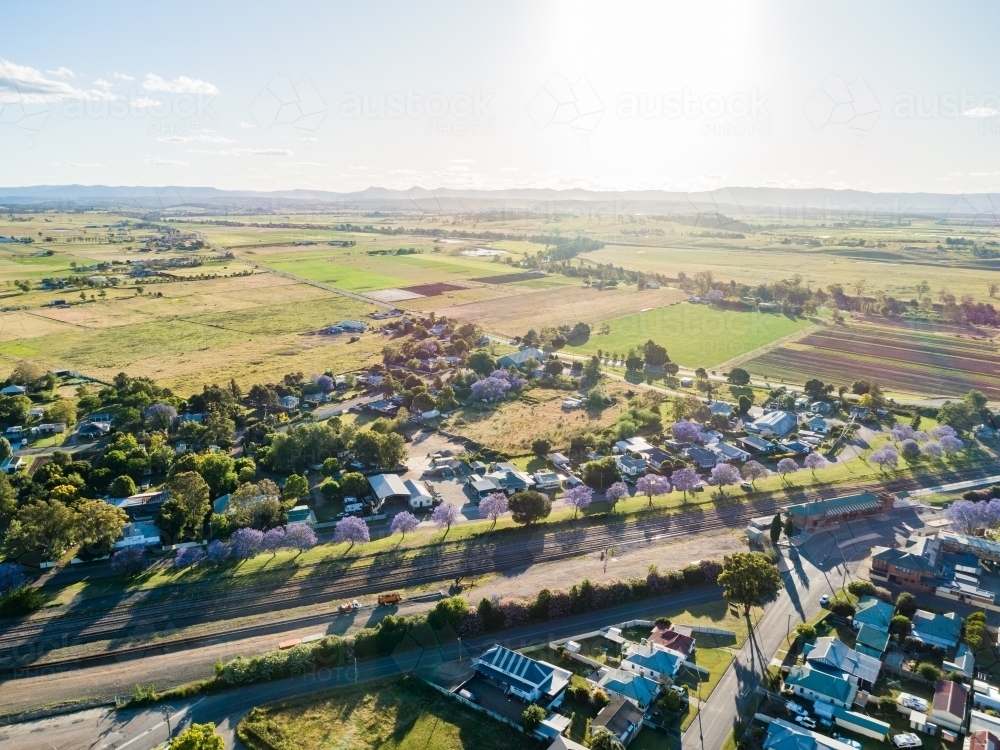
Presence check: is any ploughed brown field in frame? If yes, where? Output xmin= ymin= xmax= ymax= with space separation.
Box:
xmin=743 ymin=320 xmax=1000 ymax=398
xmin=430 ymin=284 xmax=688 ymax=337
xmin=400 ymin=282 xmax=467 ymax=296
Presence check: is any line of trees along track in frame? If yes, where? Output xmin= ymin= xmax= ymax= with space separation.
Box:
xmin=0 ymin=465 xmax=987 ymax=673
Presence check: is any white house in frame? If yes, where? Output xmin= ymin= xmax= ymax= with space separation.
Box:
xmin=616 ymin=454 xmax=647 ymax=476
xmin=533 ymin=471 xmax=562 ymax=490
xmin=711 ymin=441 xmax=751 ymax=463
xmin=620 ymin=642 xmax=683 ymax=682
xmin=369 ymin=473 xmax=410 ymax=506
xmin=278 ymin=395 xmax=300 ymax=409
xmin=403 ymin=478 xmax=434 ymax=509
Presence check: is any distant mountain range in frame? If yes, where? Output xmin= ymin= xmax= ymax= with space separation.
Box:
xmin=0 ymin=184 xmax=996 ymax=218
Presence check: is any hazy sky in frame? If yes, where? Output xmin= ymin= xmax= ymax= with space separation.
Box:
xmin=3 ymin=1 xmax=1000 ymax=194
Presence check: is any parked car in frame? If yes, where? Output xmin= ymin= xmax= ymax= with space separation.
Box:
xmin=786 ymin=702 xmax=808 ymax=717
xmin=378 ymin=592 xmax=402 ymax=606
xmin=458 ymin=689 xmax=476 ymax=702
xmin=795 ymin=716 xmax=818 ymax=730
xmin=900 ymin=696 xmax=928 ymax=712
xmin=819 ymin=595 xmax=830 ymax=606
xmin=740 ymin=482 xmax=753 ymax=491
xmin=337 ymin=600 xmax=360 ymax=614
xmin=893 ymin=735 xmax=922 ymax=749
xmin=833 ymin=735 xmax=861 ymax=749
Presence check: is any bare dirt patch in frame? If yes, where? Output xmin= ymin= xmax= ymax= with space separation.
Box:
xmin=400 ymin=282 xmax=468 ymax=296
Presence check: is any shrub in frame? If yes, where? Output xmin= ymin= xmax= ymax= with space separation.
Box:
xmin=522 ymin=704 xmax=546 ymax=732
xmin=847 ymin=580 xmax=877 ymax=597
xmin=795 ymin=623 xmax=817 ymax=640
xmin=499 ymin=598 xmax=531 ymax=629
xmin=682 ymin=563 xmax=705 ymax=587
xmin=890 ymin=615 xmax=912 ymax=637
xmin=591 ymin=688 xmax=610 ymax=709
xmin=877 ymin=695 xmax=896 ymax=714
xmin=829 ymin=600 xmax=856 ymax=618
xmin=662 ymin=690 xmax=682 ymax=711
xmin=568 ymin=684 xmax=592 ymax=703
xmin=917 ymin=662 xmax=942 ymax=681
xmin=699 ymin=559 xmax=723 ymax=584
xmin=896 ymin=592 xmax=917 ymax=618
xmin=0 ymin=586 xmax=45 ymax=617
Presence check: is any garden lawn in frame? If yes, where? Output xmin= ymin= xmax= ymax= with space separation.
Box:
xmin=565 ymin=305 xmax=813 ymax=368
xmin=237 ymin=675 xmax=537 ymax=750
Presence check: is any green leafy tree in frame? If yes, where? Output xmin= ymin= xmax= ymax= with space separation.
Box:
xmin=43 ymin=399 xmax=77 ymax=426
xmin=75 ymin=499 xmax=128 ymax=553
xmin=643 ymin=340 xmax=670 ymax=367
xmin=522 ymin=704 xmax=547 ymax=732
xmin=582 ymin=456 xmax=621 ymax=490
xmin=717 ymin=552 xmax=784 ymax=616
xmin=321 ymin=457 xmax=340 ymax=477
xmin=162 ymin=471 xmax=211 ymax=541
xmin=889 ymin=614 xmax=912 ymax=637
xmin=769 ymin=514 xmax=782 ymax=546
xmin=282 ymin=474 xmax=310 ymax=503
xmin=4 ymin=500 xmax=78 ymax=560
xmin=583 ymin=355 xmax=601 ymax=383
xmin=198 ymin=452 xmax=239 ymax=499
xmin=532 ymin=438 xmax=552 ymax=458
xmin=895 ymin=591 xmax=917 ymax=618
xmin=590 ymin=727 xmax=625 ymax=750
xmin=727 ymin=368 xmax=751 ymax=386
xmin=377 ymin=432 xmax=407 ymax=469
xmin=340 ymin=472 xmax=368 ymax=499
xmin=737 ymin=394 xmax=752 ymax=414
xmin=171 ymin=722 xmax=224 ymax=750
xmin=109 ymin=474 xmax=137 ymax=499
xmin=467 ymin=351 xmax=496 ymax=377
xmin=509 ymin=490 xmax=552 ymax=525
xmin=202 ymin=411 xmax=236 ymax=448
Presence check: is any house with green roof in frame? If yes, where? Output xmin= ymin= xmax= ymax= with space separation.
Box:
xmin=784 ymin=663 xmax=858 ymax=709
xmin=785 ymin=493 xmax=888 ymax=531
xmin=591 ymin=667 xmax=661 ymax=709
xmin=853 ymin=596 xmax=895 ymax=631
xmin=910 ymin=609 xmax=961 ymax=650
xmin=854 ymin=624 xmax=891 ymax=659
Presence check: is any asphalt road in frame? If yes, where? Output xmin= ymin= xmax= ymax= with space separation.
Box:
xmin=0 ymin=586 xmax=723 ymax=750
xmin=681 ymin=504 xmax=944 ymax=750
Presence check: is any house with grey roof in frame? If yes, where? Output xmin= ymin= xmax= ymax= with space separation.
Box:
xmin=496 ymin=347 xmax=544 ymax=370
xmin=805 ymin=637 xmax=881 ymax=686
xmin=590 ymin=696 xmax=644 ymax=747
xmin=910 ymin=609 xmax=961 ymax=650
xmin=747 ymin=410 xmax=796 ymax=437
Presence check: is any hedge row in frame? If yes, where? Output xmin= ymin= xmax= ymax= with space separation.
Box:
xmin=197 ymin=558 xmax=723 ymax=696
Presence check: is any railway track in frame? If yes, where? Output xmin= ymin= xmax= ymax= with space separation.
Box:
xmin=0 ymin=465 xmax=987 ymax=673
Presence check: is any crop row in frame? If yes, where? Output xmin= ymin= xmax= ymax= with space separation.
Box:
xmin=807 ymin=327 xmax=999 ymax=359
xmin=800 ymin=334 xmax=1000 ymax=377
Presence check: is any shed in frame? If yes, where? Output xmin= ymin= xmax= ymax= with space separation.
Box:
xmin=403 ymin=478 xmax=433 ymax=508
xmin=369 ymin=474 xmax=410 ymax=505
xmin=287 ymin=505 xmax=317 ymax=525
xmin=832 ymin=707 xmax=890 ymax=740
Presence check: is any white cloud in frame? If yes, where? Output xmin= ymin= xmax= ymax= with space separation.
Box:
xmin=0 ymin=58 xmax=108 ymax=102
xmin=238 ymin=121 xmax=257 ymax=128
xmin=389 ymin=169 xmax=416 ymax=174
xmin=143 ymin=73 xmax=219 ymax=95
xmin=130 ymin=96 xmax=163 ymax=108
xmin=963 ymin=107 xmax=999 ymax=118
xmin=969 ymin=170 xmax=1000 ymax=176
xmin=450 ymin=158 xmax=475 ymax=163
xmin=500 ymin=167 xmax=518 ymax=172
xmin=113 ymin=72 xmax=134 ymax=81
xmin=349 ymin=165 xmax=368 ymax=170
xmin=94 ymin=78 xmax=113 ymax=88
xmin=68 ymin=162 xmax=105 ymax=168
xmin=188 ymin=147 xmax=293 ymax=156
xmin=46 ymin=67 xmax=75 ymax=79
xmin=448 ymin=166 xmax=469 ymax=171
xmin=144 ymin=157 xmax=189 ymax=166
xmin=281 ymin=161 xmax=326 ymax=167
xmin=157 ymin=133 xmax=234 ymax=143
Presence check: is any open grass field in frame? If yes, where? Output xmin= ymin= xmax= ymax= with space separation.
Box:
xmin=565 ymin=304 xmax=815 ymax=369
xmin=237 ymin=675 xmax=537 ymax=750
xmin=431 ymin=284 xmax=688 ymax=337
xmin=742 ymin=319 xmax=1000 ymax=398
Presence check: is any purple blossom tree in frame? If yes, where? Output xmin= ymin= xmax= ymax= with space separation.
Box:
xmin=564 ymin=485 xmax=594 ymax=519
xmin=636 ymin=474 xmax=671 ymax=507
xmin=939 ymin=435 xmax=965 ymax=454
xmin=900 ymin=439 xmax=921 ymax=461
xmin=932 ymin=425 xmax=957 ymax=440
xmin=986 ymin=499 xmax=1000 ymax=530
xmin=706 ymin=289 xmax=724 ymax=303
xmin=741 ymin=460 xmax=768 ymax=488
xmin=262 ymin=527 xmax=286 ymax=556
xmin=144 ymin=402 xmax=177 ymax=431
xmin=479 ymin=492 xmax=509 ymax=530
xmin=890 ymin=425 xmax=915 ymax=442
xmin=174 ymin=546 xmax=206 ymax=568
xmin=491 ymin=369 xmax=526 ymax=389
xmin=777 ymin=458 xmax=799 ymax=481
xmin=431 ymin=503 xmax=460 ymax=533
xmin=946 ymin=500 xmax=986 ymax=535
xmin=670 ymin=467 xmax=701 ymax=503
xmin=283 ymin=523 xmax=317 ymax=553
xmin=471 ymin=376 xmax=510 ymax=402
xmin=913 ymin=431 xmax=929 ymax=443
xmin=708 ymin=463 xmax=741 ymax=495
xmin=315 ymin=374 xmax=335 ymax=392
xmin=923 ymin=441 xmax=943 ymax=458
xmin=804 ymin=452 xmax=827 ymax=475
xmin=230 ymin=528 xmax=265 ymax=559
xmin=333 ymin=516 xmax=370 ymax=548
xmin=869 ymin=446 xmax=899 ymax=472
xmin=605 ymin=481 xmax=629 ymax=510
xmin=0 ymin=563 xmax=26 ymax=596
xmin=111 ymin=545 xmax=147 ymax=577
xmin=206 ymin=539 xmax=231 ymax=563
xmin=671 ymin=420 xmax=701 ymax=443
xmin=390 ymin=511 xmax=420 ymax=540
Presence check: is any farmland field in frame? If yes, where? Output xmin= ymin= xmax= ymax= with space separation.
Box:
xmin=431 ymin=284 xmax=688 ymax=337
xmin=742 ymin=320 xmax=1000 ymax=398
xmin=565 ymin=304 xmax=814 ymax=369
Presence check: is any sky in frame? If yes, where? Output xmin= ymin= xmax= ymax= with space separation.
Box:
xmin=2 ymin=0 xmax=1000 ymax=195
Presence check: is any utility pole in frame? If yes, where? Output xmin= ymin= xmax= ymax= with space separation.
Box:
xmin=786 ymin=613 xmax=792 ymax=643
xmin=458 ymin=637 xmax=462 ymax=664
xmin=162 ymin=705 xmax=173 ymax=740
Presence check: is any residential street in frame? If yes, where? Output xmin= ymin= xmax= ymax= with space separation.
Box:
xmin=681 ymin=503 xmax=945 ymax=750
